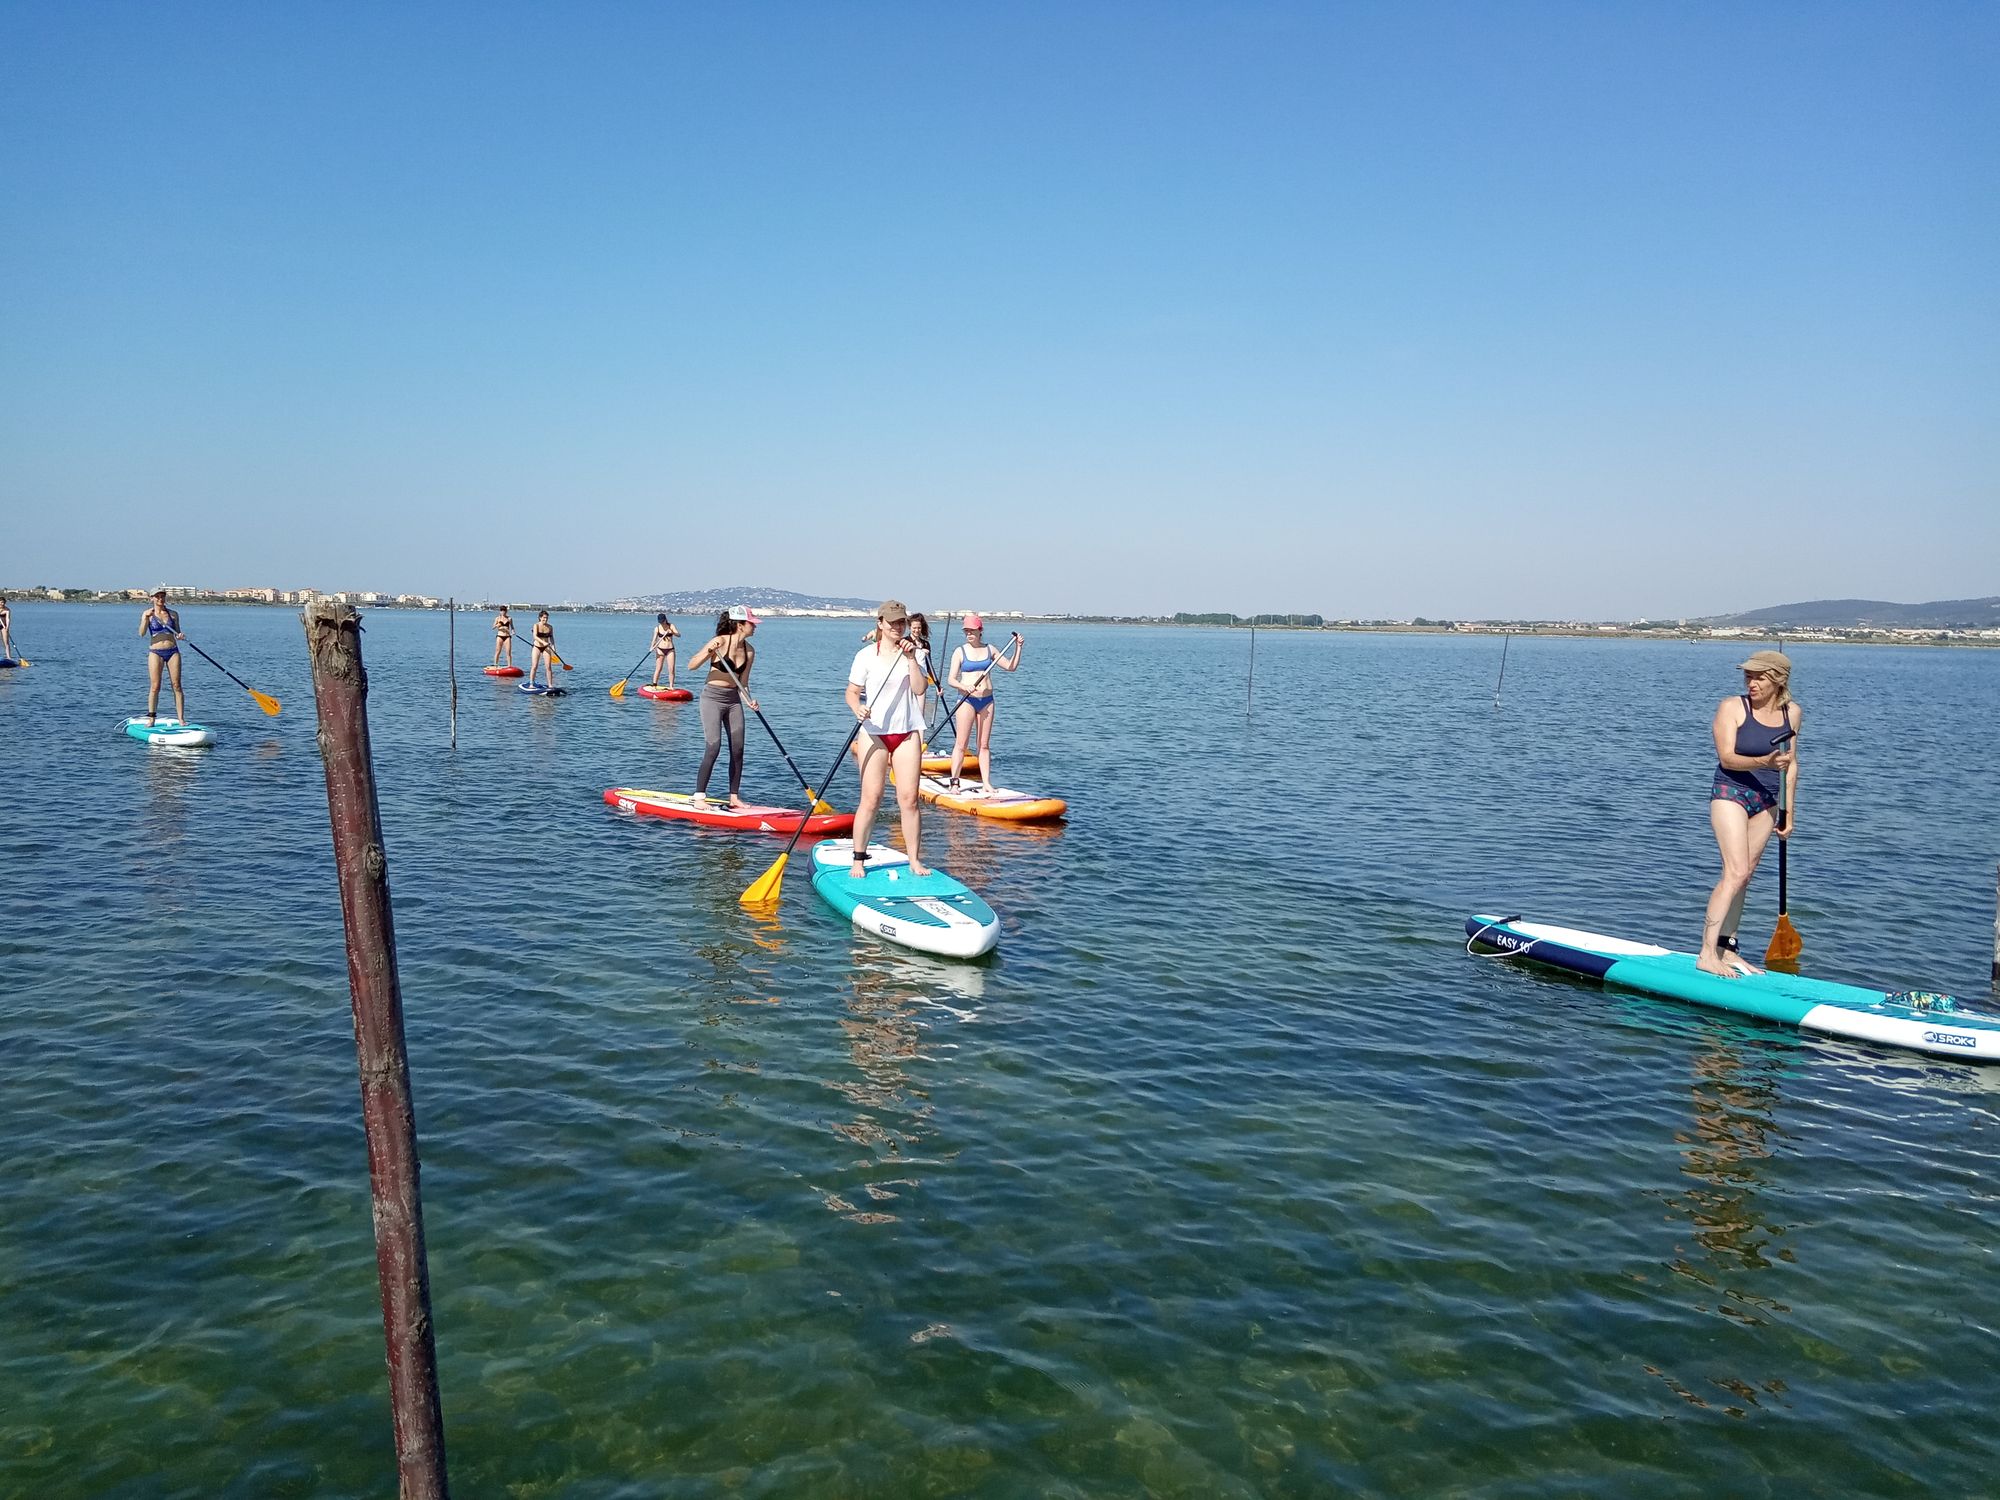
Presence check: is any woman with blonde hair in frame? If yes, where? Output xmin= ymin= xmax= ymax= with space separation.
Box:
xmin=1697 ymin=650 xmax=1801 ymax=977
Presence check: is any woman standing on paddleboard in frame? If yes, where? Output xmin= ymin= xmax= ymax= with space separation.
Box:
xmin=0 ymin=596 xmax=13 ymax=659
xmin=491 ymin=605 xmax=516 ymax=668
xmin=684 ymin=607 xmax=759 ymax=806
xmin=846 ymin=599 xmax=931 ymax=878
xmin=138 ymin=588 xmax=188 ymax=725
xmin=527 ymin=610 xmax=558 ymax=688
xmin=647 ymin=613 xmax=680 ymax=689
xmin=1697 ymin=650 xmax=1801 ymax=978
xmin=945 ymin=615 xmax=1023 ymax=787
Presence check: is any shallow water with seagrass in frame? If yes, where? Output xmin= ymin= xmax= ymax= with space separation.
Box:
xmin=2 ymin=603 xmax=1996 ymax=1496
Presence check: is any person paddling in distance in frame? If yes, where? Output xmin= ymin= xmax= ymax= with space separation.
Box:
xmin=0 ymin=596 xmax=13 ymax=659
xmin=647 ymin=612 xmax=680 ymax=689
xmin=528 ymin=609 xmax=557 ymax=688
xmin=945 ymin=615 xmax=1023 ymax=787
xmin=491 ymin=605 xmax=517 ymax=669
xmin=846 ymin=599 xmax=931 ymax=878
xmin=1698 ymin=650 xmax=1802 ymax=978
xmin=139 ymin=587 xmax=188 ymax=725
xmin=684 ymin=607 xmax=759 ymax=807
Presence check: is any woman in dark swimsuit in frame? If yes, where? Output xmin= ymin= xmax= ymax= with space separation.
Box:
xmin=1698 ymin=650 xmax=1801 ymax=977
xmin=492 ymin=606 xmax=516 ymax=668
xmin=528 ymin=610 xmax=557 ymax=688
xmin=139 ymin=588 xmax=188 ymax=724
xmin=648 ymin=613 xmax=679 ymax=689
xmin=683 ymin=608 xmax=759 ymax=806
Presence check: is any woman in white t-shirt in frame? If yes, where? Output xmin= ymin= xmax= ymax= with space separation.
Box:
xmin=844 ymin=598 xmax=931 ymax=878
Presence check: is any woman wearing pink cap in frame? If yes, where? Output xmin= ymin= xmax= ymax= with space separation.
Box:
xmin=684 ymin=606 xmax=760 ymax=806
xmin=944 ymin=614 xmax=1023 ymax=787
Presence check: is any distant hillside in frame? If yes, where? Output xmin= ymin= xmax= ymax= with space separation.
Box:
xmin=605 ymin=585 xmax=878 ymax=613
xmin=1705 ymin=597 xmax=2000 ymax=629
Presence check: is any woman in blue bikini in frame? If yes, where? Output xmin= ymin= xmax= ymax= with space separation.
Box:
xmin=139 ymin=588 xmax=188 ymax=725
xmin=1697 ymin=650 xmax=1801 ymax=978
xmin=945 ymin=615 xmax=1023 ymax=787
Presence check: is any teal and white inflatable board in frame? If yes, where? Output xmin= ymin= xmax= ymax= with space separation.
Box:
xmin=123 ymin=717 xmax=217 ymax=748
xmin=1467 ymin=915 xmax=1999 ymax=1062
xmin=810 ymin=841 xmax=1000 ymax=958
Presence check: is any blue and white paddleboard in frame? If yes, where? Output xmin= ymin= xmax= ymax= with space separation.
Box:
xmin=810 ymin=840 xmax=1000 ymax=959
xmin=123 ymin=717 xmax=217 ymax=748
xmin=1466 ymin=915 xmax=2000 ymax=1063
xmin=518 ymin=682 xmax=566 ymax=696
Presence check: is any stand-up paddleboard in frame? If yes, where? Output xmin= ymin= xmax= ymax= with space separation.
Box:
xmin=917 ymin=774 xmax=1067 ymax=823
xmin=519 ymin=682 xmax=566 ymax=696
xmin=123 ymin=717 xmax=216 ymax=748
xmin=604 ymin=787 xmax=854 ymax=836
xmin=484 ymin=665 xmax=524 ymax=677
xmin=0 ymin=658 xmax=19 ymax=670
xmin=810 ymin=841 xmax=1000 ymax=958
xmin=636 ymin=685 xmax=693 ymax=702
xmin=1466 ymin=915 xmax=2000 ymax=1063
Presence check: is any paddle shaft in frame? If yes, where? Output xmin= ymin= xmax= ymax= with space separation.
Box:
xmin=770 ymin=717 xmax=870 ymax=870
xmin=183 ymin=637 xmax=261 ymax=697
xmin=714 ymin=659 xmax=826 ymax=805
xmin=612 ymin=647 xmax=651 ymax=692
xmin=1775 ymin=770 xmax=1789 ymax=914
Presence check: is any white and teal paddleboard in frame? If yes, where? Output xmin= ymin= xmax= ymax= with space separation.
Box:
xmin=810 ymin=841 xmax=1000 ymax=959
xmin=123 ymin=717 xmax=217 ymax=748
xmin=519 ymin=682 xmax=566 ymax=696
xmin=1467 ymin=915 xmax=2000 ymax=1063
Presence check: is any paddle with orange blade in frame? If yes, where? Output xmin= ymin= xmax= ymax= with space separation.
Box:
xmin=1765 ymin=766 xmax=1802 ymax=964
xmin=183 ymin=637 xmax=281 ymax=715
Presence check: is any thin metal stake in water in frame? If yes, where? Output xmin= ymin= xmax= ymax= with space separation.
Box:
xmin=303 ymin=602 xmax=451 ymax=1500
xmin=1246 ymin=615 xmax=1257 ymax=721
xmin=1991 ymin=862 xmax=1998 ymax=991
xmin=1493 ymin=634 xmax=1511 ymax=709
xmin=447 ymin=598 xmax=457 ymax=750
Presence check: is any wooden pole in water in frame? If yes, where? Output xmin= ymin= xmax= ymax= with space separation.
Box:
xmin=302 ymin=601 xmax=451 ymax=1500
xmin=1991 ymin=862 xmax=1999 ymax=991
xmin=447 ymin=598 xmax=457 ymax=750
xmin=1246 ymin=614 xmax=1256 ymax=720
xmin=1494 ymin=633 xmax=1511 ymax=709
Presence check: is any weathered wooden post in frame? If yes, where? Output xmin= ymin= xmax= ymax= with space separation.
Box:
xmin=1245 ymin=615 xmax=1256 ymax=721
xmin=303 ymin=601 xmax=451 ymax=1500
xmin=1991 ymin=863 xmax=1998 ymax=991
xmin=447 ymin=598 xmax=457 ymax=750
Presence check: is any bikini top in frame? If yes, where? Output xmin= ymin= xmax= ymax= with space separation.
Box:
xmin=146 ymin=610 xmax=178 ymax=637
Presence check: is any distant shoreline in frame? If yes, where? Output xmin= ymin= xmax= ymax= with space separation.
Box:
xmin=9 ymin=595 xmax=1996 ymax=648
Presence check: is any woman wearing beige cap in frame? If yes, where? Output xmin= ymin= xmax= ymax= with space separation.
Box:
xmin=1698 ymin=650 xmax=1801 ymax=977
xmin=845 ymin=599 xmax=931 ymax=877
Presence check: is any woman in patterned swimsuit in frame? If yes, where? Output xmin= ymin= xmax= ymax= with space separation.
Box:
xmin=1697 ymin=650 xmax=1801 ymax=978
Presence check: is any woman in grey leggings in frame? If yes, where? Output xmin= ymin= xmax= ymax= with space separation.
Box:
xmin=683 ymin=607 xmax=760 ymax=806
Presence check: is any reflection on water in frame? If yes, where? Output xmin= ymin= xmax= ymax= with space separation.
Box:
xmin=1662 ymin=1039 xmax=1794 ymax=1301
xmin=1645 ymin=1035 xmax=1799 ymax=1419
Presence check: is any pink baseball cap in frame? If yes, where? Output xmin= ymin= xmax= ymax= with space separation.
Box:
xmin=727 ymin=605 xmax=761 ymax=624
xmin=962 ymin=613 xmax=984 ymax=630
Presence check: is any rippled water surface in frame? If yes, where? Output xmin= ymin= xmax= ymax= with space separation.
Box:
xmin=3 ymin=604 xmax=1998 ymax=1497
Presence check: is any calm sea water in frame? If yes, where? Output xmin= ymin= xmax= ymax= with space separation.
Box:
xmin=3 ymin=603 xmax=1997 ymax=1498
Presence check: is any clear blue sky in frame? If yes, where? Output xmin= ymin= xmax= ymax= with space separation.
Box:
xmin=3 ymin=2 xmax=1993 ymax=619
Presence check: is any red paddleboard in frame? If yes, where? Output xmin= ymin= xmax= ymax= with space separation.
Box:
xmin=637 ymin=685 xmax=693 ymax=701
xmin=604 ymin=787 xmax=854 ymax=836
xmin=484 ymin=665 xmax=524 ymax=678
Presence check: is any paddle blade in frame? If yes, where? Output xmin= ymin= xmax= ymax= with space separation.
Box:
xmin=811 ymin=798 xmax=836 ymax=815
xmin=740 ymin=852 xmax=789 ymax=908
xmin=609 ymin=681 xmax=626 ymax=698
xmin=1765 ymin=914 xmax=1802 ymax=964
xmin=251 ymin=689 xmax=282 ymax=716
